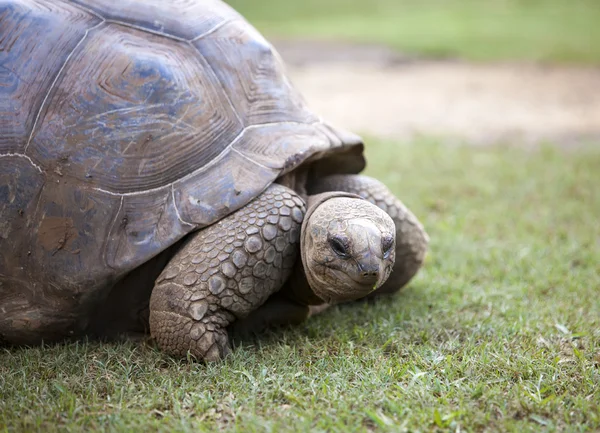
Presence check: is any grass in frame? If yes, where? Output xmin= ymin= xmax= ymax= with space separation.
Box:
xmin=1 ymin=140 xmax=599 ymax=432
xmin=226 ymin=0 xmax=600 ymax=64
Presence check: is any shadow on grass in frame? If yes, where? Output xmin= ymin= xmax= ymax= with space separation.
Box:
xmin=0 ymin=276 xmax=437 ymax=369
xmin=230 ymin=278 xmax=439 ymax=355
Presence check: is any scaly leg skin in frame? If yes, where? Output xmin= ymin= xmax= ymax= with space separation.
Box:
xmin=149 ymin=184 xmax=306 ymax=361
xmin=310 ymin=174 xmax=429 ymax=297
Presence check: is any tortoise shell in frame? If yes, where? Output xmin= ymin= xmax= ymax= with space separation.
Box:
xmin=0 ymin=0 xmax=364 ymax=340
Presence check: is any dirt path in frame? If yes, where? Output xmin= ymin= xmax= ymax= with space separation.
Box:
xmin=275 ymin=41 xmax=600 ymax=145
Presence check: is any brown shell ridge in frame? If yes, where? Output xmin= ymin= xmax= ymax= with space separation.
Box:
xmin=101 ymin=18 xmax=186 ymax=42
xmin=189 ymin=18 xmax=240 ymax=42
xmin=103 ymin=195 xmax=125 ymax=270
xmin=68 ymin=2 xmax=185 ymax=42
xmin=83 ymin=120 xmax=323 ymax=198
xmin=65 ymin=1 xmax=106 ymax=21
xmin=23 ymin=20 xmax=106 ymax=155
xmin=171 ymin=184 xmax=194 ymax=228
xmin=0 ymin=153 xmax=43 ymax=173
xmin=185 ymin=18 xmax=246 ymax=127
xmin=70 ymin=2 xmax=240 ymax=44
xmin=101 ymin=194 xmax=193 ymax=273
xmin=230 ymin=147 xmax=272 ymax=170
xmin=187 ymin=38 xmax=244 ymax=126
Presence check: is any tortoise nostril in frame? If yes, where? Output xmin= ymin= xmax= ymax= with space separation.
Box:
xmin=358 ymin=263 xmax=380 ymax=283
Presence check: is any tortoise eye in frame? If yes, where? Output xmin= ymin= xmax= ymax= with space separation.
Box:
xmin=382 ymin=235 xmax=394 ymax=258
xmin=329 ymin=236 xmax=350 ymax=258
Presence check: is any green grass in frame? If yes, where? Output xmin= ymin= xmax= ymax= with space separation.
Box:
xmin=2 ymin=141 xmax=599 ymax=432
xmin=226 ymin=0 xmax=600 ymax=64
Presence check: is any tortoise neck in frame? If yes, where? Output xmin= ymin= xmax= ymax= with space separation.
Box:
xmin=283 ymin=260 xmax=324 ymax=306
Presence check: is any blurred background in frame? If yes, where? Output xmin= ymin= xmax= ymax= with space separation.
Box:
xmin=227 ymin=0 xmax=600 ymax=145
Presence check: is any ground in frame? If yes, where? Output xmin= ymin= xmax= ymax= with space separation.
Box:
xmin=276 ymin=40 xmax=600 ymax=146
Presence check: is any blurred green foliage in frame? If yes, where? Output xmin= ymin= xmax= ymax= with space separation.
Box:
xmin=227 ymin=0 xmax=600 ymax=63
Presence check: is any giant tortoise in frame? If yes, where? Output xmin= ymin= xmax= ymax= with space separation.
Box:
xmin=0 ymin=0 xmax=428 ymax=361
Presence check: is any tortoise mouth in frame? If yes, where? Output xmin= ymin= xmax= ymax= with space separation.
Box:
xmin=314 ymin=258 xmax=381 ymax=288
xmin=331 ymin=269 xmax=379 ymax=290
xmin=313 ymin=269 xmax=378 ymax=303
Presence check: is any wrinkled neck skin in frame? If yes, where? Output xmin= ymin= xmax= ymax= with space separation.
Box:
xmin=298 ymin=192 xmax=396 ymax=304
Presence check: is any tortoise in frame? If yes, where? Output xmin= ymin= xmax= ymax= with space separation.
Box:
xmin=0 ymin=0 xmax=429 ymax=361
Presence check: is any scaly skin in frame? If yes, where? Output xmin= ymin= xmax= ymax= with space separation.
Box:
xmin=149 ymin=184 xmax=305 ymax=361
xmin=310 ymin=174 xmax=429 ymax=296
xmin=212 ymin=190 xmax=399 ymax=344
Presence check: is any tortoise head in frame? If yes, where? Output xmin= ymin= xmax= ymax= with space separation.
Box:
xmin=300 ymin=193 xmax=396 ymax=303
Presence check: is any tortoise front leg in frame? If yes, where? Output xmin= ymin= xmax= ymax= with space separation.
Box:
xmin=310 ymin=174 xmax=429 ymax=297
xmin=149 ymin=184 xmax=306 ymax=361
